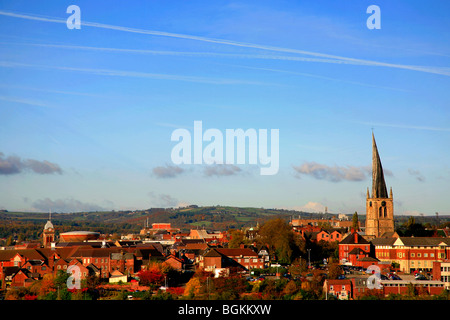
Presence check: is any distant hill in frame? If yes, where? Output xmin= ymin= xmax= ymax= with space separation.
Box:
xmin=0 ymin=206 xmax=338 ymax=234
xmin=1 ymin=206 xmax=448 ymax=238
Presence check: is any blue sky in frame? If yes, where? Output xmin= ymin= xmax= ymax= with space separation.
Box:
xmin=0 ymin=1 xmax=449 ymax=216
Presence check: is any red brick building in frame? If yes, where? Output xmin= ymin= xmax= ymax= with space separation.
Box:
xmin=323 ymin=279 xmax=353 ymax=300
xmin=200 ymin=248 xmax=264 ymax=272
xmin=316 ymin=230 xmax=344 ymax=243
xmin=380 ymin=279 xmax=445 ymax=295
xmin=164 ymin=255 xmax=186 ymax=271
xmin=372 ymin=237 xmax=450 ymax=273
xmin=339 ymin=232 xmax=374 ymax=266
xmin=432 ymin=261 xmax=450 ymax=289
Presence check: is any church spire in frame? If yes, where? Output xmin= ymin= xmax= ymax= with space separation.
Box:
xmin=372 ymin=133 xmax=388 ymax=198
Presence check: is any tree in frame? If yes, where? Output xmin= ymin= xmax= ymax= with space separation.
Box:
xmin=228 ymin=229 xmax=246 ymax=248
xmin=38 ymin=273 xmax=56 ymax=298
xmin=212 ymin=273 xmax=249 ymax=299
xmin=184 ymin=276 xmax=203 ymax=298
xmin=283 ymin=280 xmax=299 ymax=296
xmin=398 ymin=216 xmax=432 ymax=237
xmin=352 ymin=212 xmax=359 ymax=231
xmin=138 ymin=267 xmax=164 ymax=287
xmin=5 ymin=236 xmax=13 ymax=246
xmin=289 ymin=258 xmax=308 ymax=277
xmin=327 ymin=263 xmax=342 ymax=280
xmin=258 ymin=219 xmax=296 ymax=263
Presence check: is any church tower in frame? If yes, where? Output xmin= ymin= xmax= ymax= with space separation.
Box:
xmin=43 ymin=210 xmax=55 ymax=247
xmin=365 ymin=133 xmax=394 ymax=238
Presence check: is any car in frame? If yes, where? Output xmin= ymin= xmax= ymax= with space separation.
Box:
xmin=380 ymin=274 xmax=389 ymax=280
xmin=415 ymin=274 xmax=427 ymax=280
xmin=389 ymin=274 xmax=401 ymax=280
xmin=337 ymin=275 xmax=346 ymax=280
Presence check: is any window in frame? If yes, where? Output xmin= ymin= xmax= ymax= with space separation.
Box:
xmin=411 ymin=253 xmax=415 ymax=257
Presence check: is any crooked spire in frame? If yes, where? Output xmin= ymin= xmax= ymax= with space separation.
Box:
xmin=372 ymin=133 xmax=388 ymax=198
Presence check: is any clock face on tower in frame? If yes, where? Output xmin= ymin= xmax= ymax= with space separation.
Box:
xmin=381 ymin=201 xmax=386 ymax=207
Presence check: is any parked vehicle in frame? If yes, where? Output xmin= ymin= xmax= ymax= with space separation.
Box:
xmin=415 ymin=274 xmax=427 ymax=280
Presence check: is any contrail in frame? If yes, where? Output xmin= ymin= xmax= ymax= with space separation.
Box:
xmin=0 ymin=60 xmax=268 ymax=85
xmin=0 ymin=42 xmax=370 ymax=66
xmin=356 ymin=121 xmax=450 ymax=132
xmin=0 ymin=10 xmax=449 ymax=76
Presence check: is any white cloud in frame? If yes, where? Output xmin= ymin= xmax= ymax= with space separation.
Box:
xmin=408 ymin=168 xmax=425 ymax=182
xmin=203 ymin=164 xmax=242 ymax=177
xmin=31 ymin=197 xmax=105 ymax=213
xmin=293 ymin=162 xmax=368 ymax=182
xmin=0 ymin=152 xmax=62 ymax=175
xmin=280 ymin=202 xmax=328 ymax=213
xmin=148 ymin=192 xmax=187 ymax=208
xmin=152 ymin=165 xmax=184 ymax=178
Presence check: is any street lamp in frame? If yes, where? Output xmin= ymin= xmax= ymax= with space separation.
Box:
xmin=307 ymin=249 xmax=311 ymax=269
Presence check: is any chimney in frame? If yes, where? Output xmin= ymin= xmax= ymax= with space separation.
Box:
xmin=354 ymin=232 xmax=358 ymax=244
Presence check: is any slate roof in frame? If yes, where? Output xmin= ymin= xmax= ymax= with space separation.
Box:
xmin=371 ymin=133 xmax=388 ymax=198
xmin=394 ymin=237 xmax=450 ymax=247
xmin=340 ymin=233 xmax=370 ymax=245
xmin=215 ymin=248 xmax=258 ymax=257
xmin=0 ymin=249 xmax=47 ymax=262
xmin=371 ymin=237 xmax=397 ymax=246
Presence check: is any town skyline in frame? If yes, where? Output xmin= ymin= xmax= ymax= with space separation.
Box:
xmin=0 ymin=1 xmax=449 ymax=216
